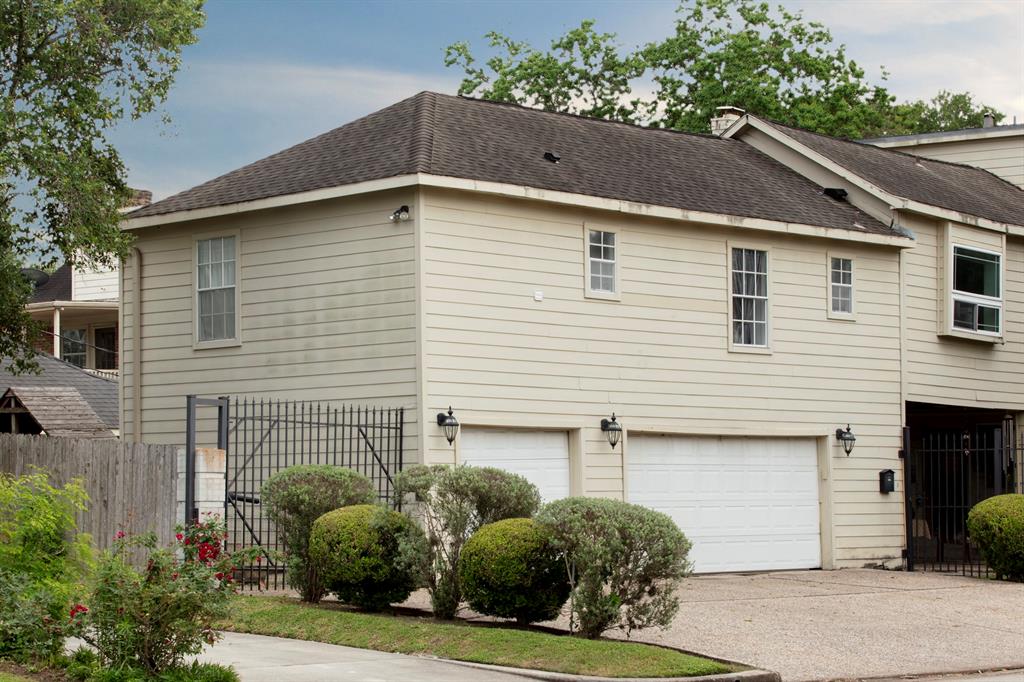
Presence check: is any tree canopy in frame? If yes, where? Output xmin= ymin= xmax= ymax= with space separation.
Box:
xmin=1 ymin=0 xmax=205 ymax=373
xmin=445 ymin=0 xmax=1003 ymax=139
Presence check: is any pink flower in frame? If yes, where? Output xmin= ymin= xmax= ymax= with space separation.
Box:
xmin=115 ymin=530 xmax=126 ymax=539
xmin=175 ymin=533 xmax=183 ymax=542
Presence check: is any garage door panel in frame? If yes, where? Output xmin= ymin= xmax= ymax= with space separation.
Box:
xmin=459 ymin=428 xmax=570 ymax=503
xmin=628 ymin=435 xmax=821 ymax=573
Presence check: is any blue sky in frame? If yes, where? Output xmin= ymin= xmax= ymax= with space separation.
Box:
xmin=113 ymin=0 xmax=1024 ymax=201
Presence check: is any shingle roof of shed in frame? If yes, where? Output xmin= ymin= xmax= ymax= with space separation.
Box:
xmin=1 ymin=353 xmax=118 ymax=430
xmin=2 ymin=386 xmax=114 ymax=439
xmin=130 ymin=92 xmax=894 ymax=236
xmin=763 ymin=120 xmax=1024 ymax=227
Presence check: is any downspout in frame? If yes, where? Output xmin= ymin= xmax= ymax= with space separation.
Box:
xmin=132 ymin=247 xmax=143 ymax=443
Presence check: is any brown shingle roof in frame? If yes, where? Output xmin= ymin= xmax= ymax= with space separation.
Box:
xmin=130 ymin=92 xmax=894 ymax=236
xmin=762 ymin=120 xmax=1024 ymax=227
xmin=1 ymin=353 xmax=118 ymax=430
xmin=2 ymin=386 xmax=114 ymax=438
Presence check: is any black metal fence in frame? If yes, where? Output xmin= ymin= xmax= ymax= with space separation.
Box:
xmin=224 ymin=397 xmax=404 ymax=590
xmin=904 ymin=418 xmax=1020 ymax=577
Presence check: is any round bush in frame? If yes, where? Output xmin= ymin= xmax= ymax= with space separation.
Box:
xmin=967 ymin=494 xmax=1024 ymax=581
xmin=460 ymin=518 xmax=569 ymax=624
xmin=262 ymin=465 xmax=376 ymax=602
xmin=309 ymin=505 xmax=426 ymax=611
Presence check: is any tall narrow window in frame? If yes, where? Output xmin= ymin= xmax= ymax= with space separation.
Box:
xmin=197 ymin=236 xmax=237 ymax=343
xmin=588 ymin=230 xmax=616 ymax=294
xmin=61 ymin=329 xmax=86 ymax=367
xmin=951 ymin=245 xmax=1001 ymax=334
xmin=731 ymin=248 xmax=768 ymax=347
xmin=830 ymin=257 xmax=853 ymax=314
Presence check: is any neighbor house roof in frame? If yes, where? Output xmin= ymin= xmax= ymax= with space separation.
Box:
xmin=1 ymin=386 xmax=114 ymax=439
xmin=1 ymin=353 xmax=118 ymax=430
xmin=28 ymin=265 xmax=72 ymax=303
xmin=760 ymin=120 xmax=1024 ymax=228
xmin=129 ymin=92 xmax=894 ymax=236
xmin=861 ymin=123 xmax=1024 ymax=146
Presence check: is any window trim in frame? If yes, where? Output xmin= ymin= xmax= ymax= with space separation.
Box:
xmin=192 ymin=230 xmax=242 ymax=350
xmin=826 ymin=252 xmax=856 ymax=321
xmin=583 ymin=224 xmax=621 ymax=301
xmin=727 ymin=242 xmax=772 ymax=354
xmin=948 ymin=241 xmax=1003 ymax=339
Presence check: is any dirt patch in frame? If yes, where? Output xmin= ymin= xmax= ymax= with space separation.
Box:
xmin=0 ymin=661 xmax=68 ymax=682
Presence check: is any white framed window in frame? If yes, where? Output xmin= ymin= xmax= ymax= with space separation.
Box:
xmin=951 ymin=244 xmax=1001 ymax=335
xmin=730 ymin=247 xmax=769 ymax=348
xmin=195 ymin=235 xmax=238 ymax=346
xmin=61 ymin=329 xmax=87 ymax=367
xmin=829 ymin=256 xmax=854 ymax=317
xmin=585 ymin=227 xmax=620 ymax=299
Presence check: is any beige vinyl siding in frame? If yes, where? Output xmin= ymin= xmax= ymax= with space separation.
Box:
xmin=882 ymin=136 xmax=1024 ymax=188
xmin=73 ymin=265 xmax=119 ymax=301
xmin=420 ymin=188 xmax=905 ymax=567
xmin=120 ymin=191 xmax=419 ymax=453
xmin=903 ymin=213 xmax=1024 ymax=408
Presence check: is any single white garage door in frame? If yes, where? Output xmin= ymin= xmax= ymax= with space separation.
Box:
xmin=459 ymin=428 xmax=571 ymax=503
xmin=627 ymin=435 xmax=820 ymax=573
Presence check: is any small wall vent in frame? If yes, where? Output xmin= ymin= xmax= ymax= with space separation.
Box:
xmin=823 ymin=187 xmax=849 ymax=201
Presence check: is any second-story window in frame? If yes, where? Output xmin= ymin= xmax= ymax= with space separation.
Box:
xmin=588 ymin=229 xmax=617 ymax=295
xmin=952 ymin=245 xmax=1001 ymax=334
xmin=731 ymin=247 xmax=768 ymax=347
xmin=197 ymin=236 xmax=237 ymax=343
xmin=830 ymin=257 xmax=853 ymax=315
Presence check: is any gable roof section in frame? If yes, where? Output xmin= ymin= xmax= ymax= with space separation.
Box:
xmin=129 ymin=92 xmax=893 ymax=237
xmin=759 ymin=120 xmax=1024 ymax=228
xmin=0 ymin=353 xmax=118 ymax=430
xmin=2 ymin=386 xmax=114 ymax=438
xmin=28 ymin=265 xmax=72 ymax=303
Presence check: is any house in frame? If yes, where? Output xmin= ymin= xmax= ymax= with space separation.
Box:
xmin=23 ymin=189 xmax=153 ymax=379
xmin=1 ymin=353 xmax=119 ymax=437
xmin=862 ymin=117 xmax=1024 ymax=188
xmin=119 ymin=92 xmax=1023 ymax=573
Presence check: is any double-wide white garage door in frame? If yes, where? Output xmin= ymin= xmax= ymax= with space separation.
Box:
xmin=459 ymin=428 xmax=571 ymax=503
xmin=628 ymin=435 xmax=821 ymax=573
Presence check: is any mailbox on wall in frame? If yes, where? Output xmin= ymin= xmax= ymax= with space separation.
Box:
xmin=879 ymin=469 xmax=895 ymax=494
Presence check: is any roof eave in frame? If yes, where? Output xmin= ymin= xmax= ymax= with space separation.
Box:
xmin=726 ymin=116 xmax=1024 ymax=235
xmin=121 ymin=171 xmax=911 ymax=249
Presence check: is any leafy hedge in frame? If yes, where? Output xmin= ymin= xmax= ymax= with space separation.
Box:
xmin=460 ymin=518 xmax=569 ymax=623
xmin=967 ymin=494 xmax=1024 ymax=582
xmin=262 ymin=465 xmax=377 ymax=602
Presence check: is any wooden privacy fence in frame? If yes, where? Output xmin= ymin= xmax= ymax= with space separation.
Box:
xmin=0 ymin=434 xmax=180 ymax=552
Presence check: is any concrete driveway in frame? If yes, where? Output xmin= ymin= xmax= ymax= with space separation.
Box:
xmin=621 ymin=569 xmax=1024 ymax=682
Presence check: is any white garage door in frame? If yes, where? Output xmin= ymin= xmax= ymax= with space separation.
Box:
xmin=627 ymin=435 xmax=820 ymax=573
xmin=459 ymin=428 xmax=571 ymax=503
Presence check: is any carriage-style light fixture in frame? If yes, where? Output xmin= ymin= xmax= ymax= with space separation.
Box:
xmin=437 ymin=407 xmax=459 ymax=445
xmin=601 ymin=413 xmax=622 ymax=449
xmin=836 ymin=424 xmax=856 ymax=455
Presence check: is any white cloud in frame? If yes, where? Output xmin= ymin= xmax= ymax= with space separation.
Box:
xmin=790 ymin=0 xmax=1021 ymax=34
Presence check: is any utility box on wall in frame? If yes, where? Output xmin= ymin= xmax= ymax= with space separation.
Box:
xmin=879 ymin=469 xmax=895 ymax=494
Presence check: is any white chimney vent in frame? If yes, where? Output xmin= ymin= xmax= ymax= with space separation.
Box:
xmin=983 ymin=112 xmax=995 ymax=128
xmin=711 ymin=106 xmax=745 ymax=135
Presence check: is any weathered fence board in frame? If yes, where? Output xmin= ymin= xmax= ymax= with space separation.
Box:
xmin=0 ymin=434 xmax=179 ymax=552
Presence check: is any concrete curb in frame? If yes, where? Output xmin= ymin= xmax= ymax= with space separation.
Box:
xmin=434 ymin=658 xmax=782 ymax=682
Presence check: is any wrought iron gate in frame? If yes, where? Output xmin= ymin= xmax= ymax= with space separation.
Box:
xmin=904 ymin=416 xmax=1020 ymax=577
xmin=224 ymin=398 xmax=404 ymax=590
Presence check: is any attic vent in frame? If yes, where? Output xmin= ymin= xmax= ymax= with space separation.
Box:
xmin=543 ymin=151 xmax=561 ymax=163
xmin=823 ymin=187 xmax=848 ymax=202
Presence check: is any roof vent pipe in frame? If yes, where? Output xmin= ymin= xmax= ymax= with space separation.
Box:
xmin=983 ymin=113 xmax=995 ymax=128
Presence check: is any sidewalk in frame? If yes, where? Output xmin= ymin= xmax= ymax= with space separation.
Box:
xmin=199 ymin=631 xmax=529 ymax=682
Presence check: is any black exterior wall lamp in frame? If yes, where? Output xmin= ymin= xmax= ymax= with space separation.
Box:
xmin=437 ymin=407 xmax=459 ymax=445
xmin=601 ymin=413 xmax=622 ymax=449
xmin=836 ymin=424 xmax=856 ymax=455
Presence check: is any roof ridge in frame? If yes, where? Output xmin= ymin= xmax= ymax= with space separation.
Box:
xmin=411 ymin=91 xmax=436 ymax=172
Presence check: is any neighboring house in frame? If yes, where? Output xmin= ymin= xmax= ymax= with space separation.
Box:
xmin=1 ymin=353 xmax=119 ymax=437
xmin=26 ymin=263 xmax=120 ymax=378
xmin=119 ymin=92 xmax=1023 ymax=573
xmin=862 ymin=118 xmax=1024 ymax=188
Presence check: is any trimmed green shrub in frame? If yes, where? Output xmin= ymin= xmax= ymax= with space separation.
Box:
xmin=460 ymin=518 xmax=570 ymax=623
xmin=262 ymin=465 xmax=377 ymax=602
xmin=967 ymin=493 xmax=1024 ymax=581
xmin=537 ymin=497 xmax=692 ymax=638
xmin=394 ymin=464 xmax=541 ymax=619
xmin=0 ymin=471 xmax=91 ymax=659
xmin=309 ymin=505 xmax=427 ymax=611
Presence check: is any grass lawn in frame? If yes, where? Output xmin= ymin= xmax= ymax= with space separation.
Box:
xmin=220 ymin=596 xmax=732 ymax=678
xmin=0 ymin=674 xmax=31 ymax=682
